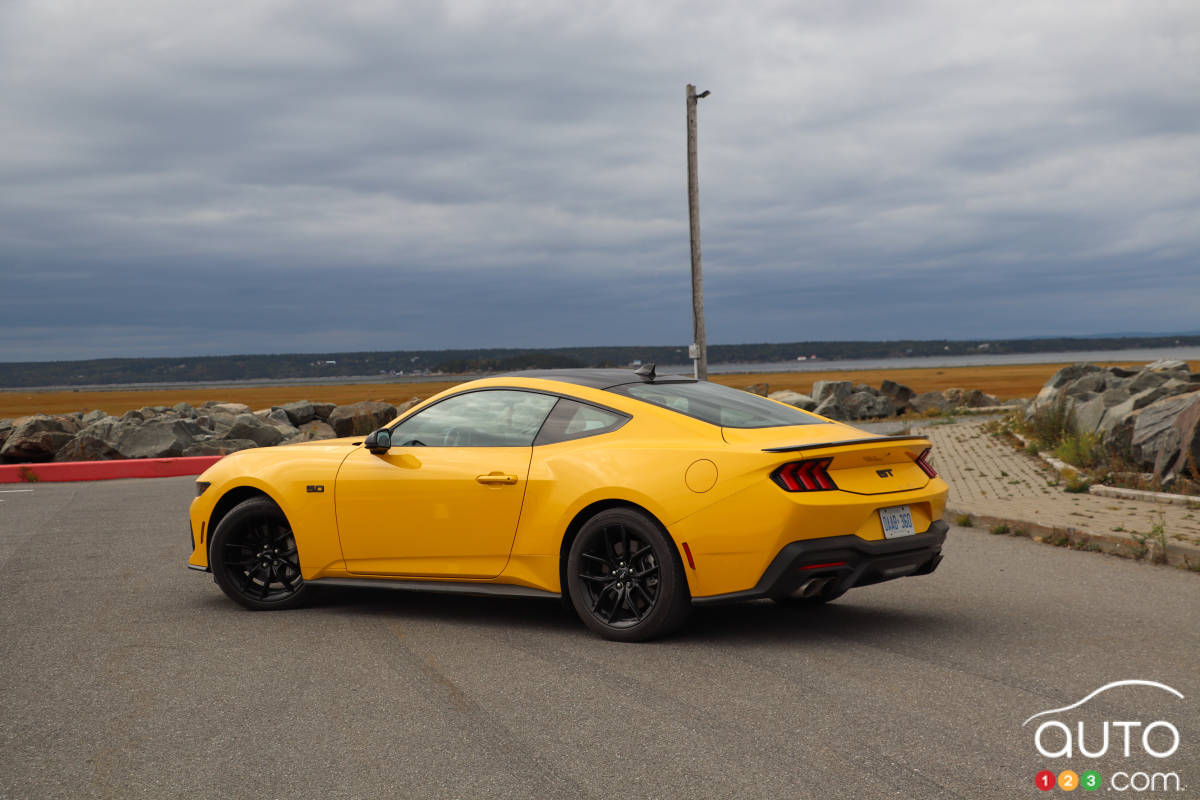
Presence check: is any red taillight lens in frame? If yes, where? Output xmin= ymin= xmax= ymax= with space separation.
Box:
xmin=915 ymin=448 xmax=937 ymax=478
xmin=771 ymin=458 xmax=837 ymax=492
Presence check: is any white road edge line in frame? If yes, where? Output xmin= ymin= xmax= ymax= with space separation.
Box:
xmin=0 ymin=489 xmax=36 ymax=493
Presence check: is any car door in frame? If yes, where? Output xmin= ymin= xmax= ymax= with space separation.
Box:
xmin=334 ymin=389 xmax=558 ymax=578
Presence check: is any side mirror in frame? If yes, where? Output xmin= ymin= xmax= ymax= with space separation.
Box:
xmin=364 ymin=428 xmax=392 ymax=454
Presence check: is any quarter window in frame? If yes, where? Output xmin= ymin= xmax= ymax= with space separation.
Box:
xmin=390 ymin=390 xmax=557 ymax=447
xmin=534 ymin=398 xmax=628 ymax=445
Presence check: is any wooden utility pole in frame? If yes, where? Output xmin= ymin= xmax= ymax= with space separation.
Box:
xmin=686 ymin=84 xmax=709 ymax=380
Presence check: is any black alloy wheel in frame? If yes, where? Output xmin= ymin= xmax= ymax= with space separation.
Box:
xmin=566 ymin=508 xmax=690 ymax=642
xmin=209 ymin=496 xmax=312 ymax=610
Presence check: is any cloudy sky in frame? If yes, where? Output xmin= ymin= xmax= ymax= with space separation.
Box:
xmin=1 ymin=1 xmax=1197 ymax=362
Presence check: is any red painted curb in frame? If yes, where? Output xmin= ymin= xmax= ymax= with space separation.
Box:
xmin=0 ymin=456 xmax=223 ymax=484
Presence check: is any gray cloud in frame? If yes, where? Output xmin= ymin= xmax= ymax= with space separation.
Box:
xmin=1 ymin=0 xmax=1198 ymax=361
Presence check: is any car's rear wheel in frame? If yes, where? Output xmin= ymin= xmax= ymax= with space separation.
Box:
xmin=209 ymin=496 xmax=311 ymax=610
xmin=566 ymin=508 xmax=690 ymax=642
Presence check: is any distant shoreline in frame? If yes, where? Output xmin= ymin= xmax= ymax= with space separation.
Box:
xmin=5 ymin=345 xmax=1199 ymax=395
xmin=5 ymin=357 xmax=1199 ymax=420
xmin=4 ymin=336 xmax=1200 ymax=391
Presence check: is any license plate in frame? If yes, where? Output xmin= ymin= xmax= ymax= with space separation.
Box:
xmin=879 ymin=505 xmax=915 ymax=539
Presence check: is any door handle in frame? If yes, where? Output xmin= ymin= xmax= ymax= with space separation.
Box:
xmin=476 ymin=472 xmax=518 ymax=485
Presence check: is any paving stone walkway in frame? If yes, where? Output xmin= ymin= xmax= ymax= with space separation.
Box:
xmin=921 ymin=417 xmax=1200 ymax=569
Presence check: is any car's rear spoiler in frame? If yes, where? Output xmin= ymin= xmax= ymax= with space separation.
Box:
xmin=762 ymin=435 xmax=931 ymax=453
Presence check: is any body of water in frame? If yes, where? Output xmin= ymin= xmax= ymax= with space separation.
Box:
xmin=691 ymin=346 xmax=1200 ymax=376
xmin=6 ymin=346 xmax=1199 ymax=393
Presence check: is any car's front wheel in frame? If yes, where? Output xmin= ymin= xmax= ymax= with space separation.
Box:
xmin=209 ymin=496 xmax=312 ymax=610
xmin=566 ymin=508 xmax=691 ymax=642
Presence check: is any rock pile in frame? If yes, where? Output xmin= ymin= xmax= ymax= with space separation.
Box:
xmin=767 ymin=380 xmax=1002 ymax=421
xmin=0 ymin=398 xmax=418 ymax=464
xmin=1031 ymin=360 xmax=1200 ymax=483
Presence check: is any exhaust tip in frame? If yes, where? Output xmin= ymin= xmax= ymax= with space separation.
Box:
xmin=793 ymin=577 xmax=832 ymax=598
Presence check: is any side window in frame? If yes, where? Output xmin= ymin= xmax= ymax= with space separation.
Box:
xmin=534 ymin=398 xmax=628 ymax=445
xmin=390 ymin=390 xmax=557 ymax=447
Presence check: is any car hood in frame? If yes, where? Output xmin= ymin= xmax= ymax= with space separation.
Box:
xmin=196 ymin=436 xmax=362 ymax=482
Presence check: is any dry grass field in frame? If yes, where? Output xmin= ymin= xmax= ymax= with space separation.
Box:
xmin=707 ymin=362 xmax=1200 ymax=400
xmin=4 ymin=360 xmax=1195 ymax=420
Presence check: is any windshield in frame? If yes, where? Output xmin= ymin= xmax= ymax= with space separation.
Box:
xmin=609 ymin=381 xmax=826 ymax=428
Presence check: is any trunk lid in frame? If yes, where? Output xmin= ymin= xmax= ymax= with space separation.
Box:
xmin=723 ymin=425 xmax=933 ymax=495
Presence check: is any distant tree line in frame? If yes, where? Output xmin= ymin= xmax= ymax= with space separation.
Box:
xmin=1 ymin=336 xmax=1198 ymax=388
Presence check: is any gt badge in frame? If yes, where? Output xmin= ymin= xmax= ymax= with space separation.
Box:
xmin=306 ymin=485 xmax=325 ymax=493
xmin=876 ymin=469 xmax=893 ymax=478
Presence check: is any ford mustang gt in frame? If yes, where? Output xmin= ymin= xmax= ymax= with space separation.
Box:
xmin=188 ymin=366 xmax=949 ymax=641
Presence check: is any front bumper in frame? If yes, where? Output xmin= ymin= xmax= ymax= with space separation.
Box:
xmin=692 ymin=519 xmax=947 ymax=605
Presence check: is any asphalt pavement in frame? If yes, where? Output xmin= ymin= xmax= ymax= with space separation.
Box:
xmin=1 ymin=477 xmax=1197 ymax=799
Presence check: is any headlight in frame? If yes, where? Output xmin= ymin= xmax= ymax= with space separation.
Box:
xmin=195 ymin=481 xmax=211 ymax=497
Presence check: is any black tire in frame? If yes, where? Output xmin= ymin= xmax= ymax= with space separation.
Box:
xmin=209 ymin=496 xmax=312 ymax=611
xmin=566 ymin=508 xmax=691 ymax=642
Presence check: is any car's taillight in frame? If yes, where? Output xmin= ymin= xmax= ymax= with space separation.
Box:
xmin=915 ymin=448 xmax=937 ymax=478
xmin=771 ymin=458 xmax=837 ymax=492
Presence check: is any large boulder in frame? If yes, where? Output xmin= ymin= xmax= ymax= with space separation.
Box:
xmin=257 ymin=407 xmax=293 ymax=426
xmin=1128 ymin=391 xmax=1200 ymax=479
xmin=328 ymin=401 xmax=398 ymax=437
xmin=209 ymin=402 xmax=252 ymax=416
xmin=80 ymin=409 xmax=108 ymax=426
xmin=1098 ymin=385 xmax=1177 ymax=436
xmin=114 ymin=418 xmax=208 ymax=459
xmin=1 ymin=415 xmax=81 ymax=463
xmin=1100 ymin=385 xmax=1132 ymax=407
xmin=909 ymin=391 xmax=951 ymax=414
xmin=1033 ymin=363 xmax=1105 ymax=409
xmin=878 ymin=380 xmax=915 ymax=411
xmin=1032 ymin=362 xmax=1200 ymax=439
xmin=942 ymin=388 xmax=1001 ymax=408
xmin=311 ymin=402 xmax=337 ymax=422
xmin=196 ymin=409 xmax=242 ymax=437
xmin=841 ymin=391 xmax=895 ymax=420
xmin=223 ymin=414 xmax=286 ymax=447
xmin=1145 ymin=359 xmax=1190 ymax=376
xmin=1073 ymin=395 xmax=1108 ymax=433
xmin=53 ymin=417 xmax=134 ymax=461
xmin=768 ymin=390 xmax=817 ymax=411
xmin=0 ymin=418 xmax=13 ymax=452
xmin=297 ymin=420 xmax=337 ymax=441
xmin=812 ymin=396 xmax=843 ymax=419
xmin=255 ymin=408 xmax=301 ymax=441
xmin=810 ymin=381 xmax=852 ymax=407
xmin=1063 ymin=373 xmax=1106 ymax=397
xmin=279 ymin=401 xmax=316 ymax=426
xmin=1128 ymin=369 xmax=1170 ymax=393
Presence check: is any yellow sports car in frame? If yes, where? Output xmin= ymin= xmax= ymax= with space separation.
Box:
xmin=188 ymin=366 xmax=949 ymax=641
